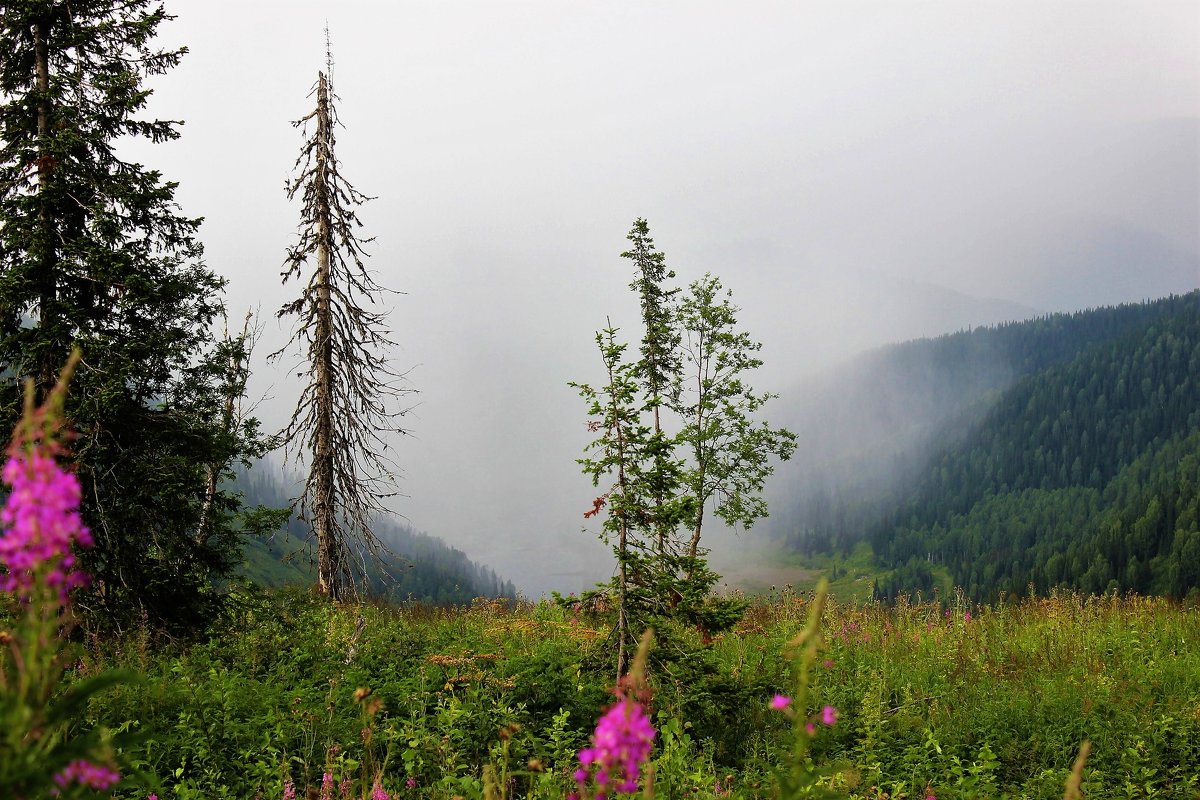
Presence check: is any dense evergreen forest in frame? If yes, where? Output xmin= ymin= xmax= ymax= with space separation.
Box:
xmin=236 ymin=465 xmax=515 ymax=603
xmin=777 ymin=292 xmax=1200 ymax=602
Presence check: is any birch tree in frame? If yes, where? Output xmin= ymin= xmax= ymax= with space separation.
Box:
xmin=675 ymin=274 xmax=797 ymax=562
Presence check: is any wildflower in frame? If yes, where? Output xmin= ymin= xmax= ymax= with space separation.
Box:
xmin=51 ymin=759 xmax=119 ymax=792
xmin=964 ymin=611 xmax=972 ymax=622
xmin=0 ymin=448 xmax=92 ymax=602
xmin=405 ymin=776 xmax=417 ymax=790
xmin=804 ymin=722 xmax=816 ymax=735
xmin=339 ymin=776 xmax=353 ymax=799
xmin=822 ymin=659 xmax=835 ymax=669
xmin=769 ymin=694 xmax=792 ymax=710
xmin=320 ymin=771 xmax=334 ymax=800
xmin=821 ymin=705 xmax=838 ymax=726
xmin=574 ymin=696 xmax=655 ymax=795
xmin=283 ymin=778 xmax=296 ymax=800
xmin=371 ymin=780 xmax=390 ymax=800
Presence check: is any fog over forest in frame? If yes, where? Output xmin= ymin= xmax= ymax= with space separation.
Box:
xmin=123 ymin=1 xmax=1198 ymax=594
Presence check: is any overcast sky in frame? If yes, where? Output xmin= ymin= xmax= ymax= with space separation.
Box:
xmin=129 ymin=1 xmax=1199 ymax=593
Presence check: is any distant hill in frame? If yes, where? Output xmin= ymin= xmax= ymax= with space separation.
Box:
xmin=235 ymin=463 xmax=515 ymax=603
xmin=772 ymin=291 xmax=1200 ymax=601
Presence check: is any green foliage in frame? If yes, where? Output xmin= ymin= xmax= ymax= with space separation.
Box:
xmin=0 ymin=0 xmax=271 ymax=634
xmin=675 ymin=274 xmax=798 ymax=549
xmin=70 ymin=587 xmax=1200 ymax=799
xmin=780 ymin=292 xmax=1200 ymax=602
xmin=572 ymin=222 xmax=796 ymax=672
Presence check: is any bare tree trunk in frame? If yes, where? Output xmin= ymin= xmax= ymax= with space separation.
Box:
xmin=605 ymin=330 xmax=631 ymax=679
xmin=312 ymin=72 xmax=340 ymax=600
xmin=653 ymin=403 xmax=667 ymax=555
xmin=195 ymin=312 xmax=252 ymax=547
xmin=34 ymin=15 xmax=56 ymax=401
xmin=687 ymin=332 xmax=707 ymax=573
xmin=615 ymin=403 xmax=630 ymax=679
xmin=617 ymin=515 xmax=629 ymax=680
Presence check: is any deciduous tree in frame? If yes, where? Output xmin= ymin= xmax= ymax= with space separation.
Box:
xmin=675 ymin=274 xmax=797 ymax=563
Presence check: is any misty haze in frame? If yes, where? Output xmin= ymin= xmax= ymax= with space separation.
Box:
xmin=1 ymin=1 xmax=1198 ymax=797
xmin=114 ymin=1 xmax=1198 ymax=596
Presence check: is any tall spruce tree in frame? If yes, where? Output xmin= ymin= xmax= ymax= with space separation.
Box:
xmin=622 ymin=219 xmax=688 ymax=556
xmin=0 ymin=1 xmax=269 ymax=631
xmin=572 ymin=323 xmax=647 ymax=676
xmin=274 ymin=52 xmax=411 ymax=601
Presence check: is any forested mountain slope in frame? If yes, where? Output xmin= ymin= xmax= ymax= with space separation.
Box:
xmin=236 ymin=465 xmax=515 ymax=603
xmin=775 ymin=292 xmax=1200 ymax=601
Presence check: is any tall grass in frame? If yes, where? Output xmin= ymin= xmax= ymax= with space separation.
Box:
xmin=73 ymin=586 xmax=1200 ymax=799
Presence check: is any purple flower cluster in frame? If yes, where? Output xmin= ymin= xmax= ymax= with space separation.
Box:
xmin=52 ymin=759 xmax=120 ymax=793
xmin=0 ymin=448 xmax=91 ymax=602
xmin=571 ymin=696 xmax=655 ymax=799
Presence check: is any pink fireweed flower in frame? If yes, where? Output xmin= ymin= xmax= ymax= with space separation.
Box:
xmin=320 ymin=772 xmax=334 ymax=800
xmin=0 ymin=448 xmax=92 ymax=603
xmin=339 ymin=775 xmax=352 ymax=799
xmin=574 ymin=696 xmax=655 ymax=795
xmin=821 ymin=705 xmax=838 ymax=726
xmin=51 ymin=759 xmax=120 ymax=792
xmin=371 ymin=780 xmax=390 ymax=800
xmin=770 ymin=694 xmax=792 ymax=710
xmin=283 ymin=778 xmax=296 ymax=800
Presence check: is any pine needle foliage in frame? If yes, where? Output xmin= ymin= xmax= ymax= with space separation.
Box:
xmin=0 ymin=0 xmax=271 ymax=632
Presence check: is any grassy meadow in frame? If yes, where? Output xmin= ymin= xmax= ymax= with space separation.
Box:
xmin=73 ymin=587 xmax=1200 ymax=800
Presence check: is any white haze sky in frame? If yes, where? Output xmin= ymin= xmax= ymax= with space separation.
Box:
xmin=127 ymin=1 xmax=1199 ymax=594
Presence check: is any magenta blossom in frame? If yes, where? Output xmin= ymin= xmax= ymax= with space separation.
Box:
xmin=371 ymin=780 xmax=390 ymax=800
xmin=574 ymin=696 xmax=656 ymax=796
xmin=769 ymin=694 xmax=792 ymax=710
xmin=0 ymin=448 xmax=91 ymax=603
xmin=821 ymin=705 xmax=838 ymax=726
xmin=52 ymin=760 xmax=119 ymax=793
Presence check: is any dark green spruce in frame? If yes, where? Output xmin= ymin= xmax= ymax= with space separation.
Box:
xmin=0 ymin=0 xmax=272 ymax=632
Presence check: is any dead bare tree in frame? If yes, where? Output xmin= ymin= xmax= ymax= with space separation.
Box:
xmin=272 ymin=47 xmax=412 ymax=600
